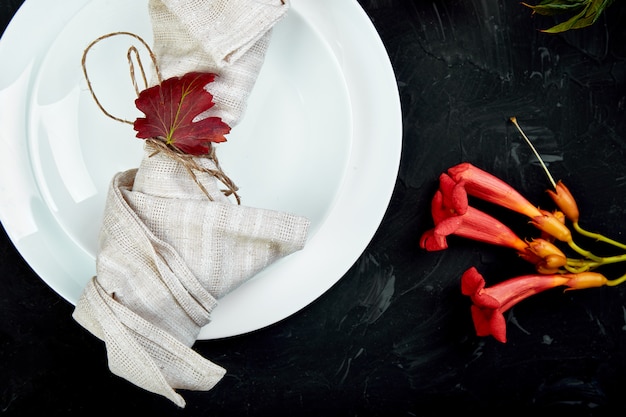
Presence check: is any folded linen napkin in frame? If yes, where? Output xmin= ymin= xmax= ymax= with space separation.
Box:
xmin=73 ymin=0 xmax=308 ymax=408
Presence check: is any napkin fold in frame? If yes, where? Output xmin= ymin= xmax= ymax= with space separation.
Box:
xmin=73 ymin=0 xmax=308 ymax=408
xmin=149 ymin=0 xmax=289 ymax=125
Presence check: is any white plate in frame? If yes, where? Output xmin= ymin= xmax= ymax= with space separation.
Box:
xmin=0 ymin=0 xmax=401 ymax=339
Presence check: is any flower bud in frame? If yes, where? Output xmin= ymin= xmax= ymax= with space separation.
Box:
xmin=540 ymin=211 xmax=565 ymax=242
xmin=523 ymin=238 xmax=567 ymax=274
xmin=546 ymin=181 xmax=580 ymax=223
xmin=531 ymin=210 xmax=572 ymax=242
xmin=527 ymin=238 xmax=565 ymax=258
xmin=535 ymin=263 xmax=560 ymax=275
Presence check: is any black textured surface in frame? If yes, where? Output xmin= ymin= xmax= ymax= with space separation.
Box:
xmin=2 ymin=1 xmax=626 ymax=416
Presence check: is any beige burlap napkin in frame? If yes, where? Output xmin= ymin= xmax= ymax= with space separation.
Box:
xmin=73 ymin=0 xmax=308 ymax=408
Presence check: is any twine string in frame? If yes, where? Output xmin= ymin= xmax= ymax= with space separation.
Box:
xmin=127 ymin=45 xmax=149 ymax=97
xmin=81 ymin=31 xmax=240 ymax=204
xmin=81 ymin=31 xmax=162 ymax=125
xmin=146 ymin=138 xmax=240 ymax=205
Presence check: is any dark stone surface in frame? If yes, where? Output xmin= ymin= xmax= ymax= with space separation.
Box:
xmin=1 ymin=1 xmax=626 ymax=415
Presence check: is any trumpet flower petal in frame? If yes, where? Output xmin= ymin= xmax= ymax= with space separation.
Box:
xmin=420 ymin=174 xmax=529 ymax=252
xmin=447 ymin=163 xmax=542 ymax=218
xmin=461 ymin=267 xmax=607 ymax=343
xmin=447 ymin=163 xmax=573 ymax=241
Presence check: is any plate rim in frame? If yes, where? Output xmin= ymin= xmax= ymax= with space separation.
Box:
xmin=0 ymin=0 xmax=402 ymax=339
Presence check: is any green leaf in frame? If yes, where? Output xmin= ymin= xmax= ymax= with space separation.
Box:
xmin=523 ymin=4 xmax=584 ymax=16
xmin=522 ymin=0 xmax=586 ymax=16
xmin=537 ymin=0 xmax=586 ymax=4
xmin=523 ymin=0 xmax=614 ymax=33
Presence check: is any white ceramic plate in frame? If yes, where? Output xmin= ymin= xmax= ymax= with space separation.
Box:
xmin=0 ymin=0 xmax=401 ymax=339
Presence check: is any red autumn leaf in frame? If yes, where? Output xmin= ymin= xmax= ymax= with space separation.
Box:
xmin=133 ymin=72 xmax=230 ymax=155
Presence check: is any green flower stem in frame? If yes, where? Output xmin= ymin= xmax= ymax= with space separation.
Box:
xmin=564 ymin=251 xmax=626 ymax=274
xmin=606 ymin=273 xmax=626 ymax=287
xmin=565 ymin=259 xmax=600 ymax=273
xmin=573 ymin=221 xmax=626 ymax=251
xmin=567 ymin=239 xmax=604 ymax=262
xmin=592 ymin=253 xmax=626 ymax=266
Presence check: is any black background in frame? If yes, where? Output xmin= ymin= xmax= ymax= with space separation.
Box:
xmin=2 ymin=1 xmax=626 ymax=416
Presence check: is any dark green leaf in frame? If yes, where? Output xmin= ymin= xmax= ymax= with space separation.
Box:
xmin=523 ymin=0 xmax=586 ymax=16
xmin=522 ymin=0 xmax=614 ymax=33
